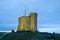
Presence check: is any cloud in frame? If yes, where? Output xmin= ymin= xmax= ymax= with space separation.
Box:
xmin=0 ymin=24 xmax=18 ymax=31
xmin=0 ymin=30 xmax=17 ymax=32
xmin=38 ymin=27 xmax=60 ymax=33
xmin=38 ymin=24 xmax=60 ymax=28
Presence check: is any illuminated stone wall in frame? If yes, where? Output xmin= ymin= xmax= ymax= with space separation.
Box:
xmin=17 ymin=12 xmax=37 ymax=31
xmin=30 ymin=13 xmax=37 ymax=31
xmin=18 ymin=16 xmax=28 ymax=31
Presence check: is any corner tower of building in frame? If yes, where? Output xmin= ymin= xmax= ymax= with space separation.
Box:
xmin=30 ymin=12 xmax=37 ymax=31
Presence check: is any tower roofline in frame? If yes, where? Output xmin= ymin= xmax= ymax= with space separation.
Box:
xmin=30 ymin=12 xmax=37 ymax=16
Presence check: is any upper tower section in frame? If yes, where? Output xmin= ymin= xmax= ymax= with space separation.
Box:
xmin=30 ymin=12 xmax=38 ymax=31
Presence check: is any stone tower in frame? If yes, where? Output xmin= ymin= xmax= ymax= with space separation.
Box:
xmin=30 ymin=12 xmax=37 ymax=31
xmin=17 ymin=12 xmax=37 ymax=31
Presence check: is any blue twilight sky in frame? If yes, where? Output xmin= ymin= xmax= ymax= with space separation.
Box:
xmin=0 ymin=0 xmax=60 ymax=33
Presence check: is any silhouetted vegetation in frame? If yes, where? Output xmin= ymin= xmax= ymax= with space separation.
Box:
xmin=0 ymin=31 xmax=60 ymax=40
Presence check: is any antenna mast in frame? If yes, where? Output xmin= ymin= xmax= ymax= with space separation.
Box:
xmin=24 ymin=5 xmax=27 ymax=16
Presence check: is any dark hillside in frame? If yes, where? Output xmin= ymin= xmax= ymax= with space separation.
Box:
xmin=0 ymin=31 xmax=60 ymax=40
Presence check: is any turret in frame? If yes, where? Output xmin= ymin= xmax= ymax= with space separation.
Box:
xmin=30 ymin=12 xmax=37 ymax=31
